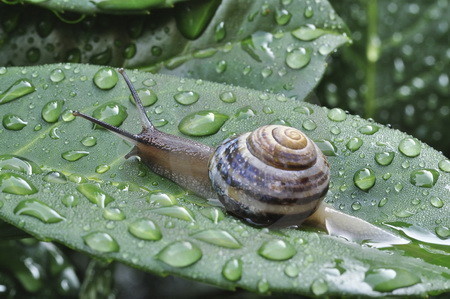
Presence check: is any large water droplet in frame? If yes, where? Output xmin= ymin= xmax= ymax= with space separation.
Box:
xmin=2 ymin=114 xmax=27 ymax=130
xmin=304 ymin=6 xmax=314 ymax=18
xmin=216 ymin=60 xmax=227 ymax=73
xmin=327 ymin=108 xmax=347 ymax=122
xmin=128 ymin=219 xmax=162 ymax=241
xmin=192 ymin=229 xmax=241 ymax=249
xmin=302 ymin=119 xmax=317 ymax=131
xmin=398 ymin=138 xmax=421 ymax=157
xmin=284 ymin=264 xmax=300 ymax=278
xmin=83 ymin=232 xmax=119 ymax=252
xmin=41 ymin=100 xmax=64 ymax=123
xmin=257 ymin=278 xmax=270 ymax=293
xmin=219 ymin=91 xmax=236 ymax=103
xmin=0 ymin=155 xmax=41 ymax=175
xmin=430 ymin=196 xmax=444 ymax=208
xmin=174 ymin=91 xmax=200 ymax=105
xmin=353 ymin=168 xmax=376 ymax=191
xmin=92 ymin=102 xmax=128 ymax=128
xmin=103 ymin=208 xmax=125 ymax=221
xmin=129 ymin=89 xmax=158 ymax=107
xmin=152 ymin=206 xmax=195 ymax=222
xmin=200 ymin=207 xmax=225 ymax=223
xmin=358 ymin=124 xmax=379 ymax=135
xmin=315 ymin=139 xmax=338 ymax=156
xmin=147 ymin=192 xmax=177 ymax=207
xmin=294 ymin=106 xmax=314 ymax=115
xmin=292 ymin=25 xmax=326 ymax=41
xmin=14 ymin=199 xmax=65 ymax=223
xmin=275 ymin=8 xmax=292 ymax=25
xmin=438 ymin=159 xmax=450 ymax=172
xmin=222 ymin=258 xmax=242 ymax=281
xmin=364 ymin=268 xmax=420 ymax=292
xmin=95 ymin=164 xmax=110 ymax=174
xmin=157 ymin=241 xmax=202 ymax=267
xmin=93 ymin=68 xmax=118 ymax=90
xmin=0 ymin=79 xmax=36 ymax=105
xmin=435 ymin=226 xmax=450 ymax=239
xmin=61 ymin=150 xmax=89 ymax=162
xmin=375 ymin=152 xmax=395 ymax=166
xmin=410 ymin=169 xmax=439 ymax=188
xmin=0 ymin=173 xmax=38 ymax=195
xmin=50 ymin=69 xmax=65 ymax=83
xmin=214 ymin=22 xmax=226 ymax=42
xmin=81 ymin=136 xmax=97 ymax=147
xmin=311 ymin=279 xmax=328 ymax=295
xmin=178 ymin=110 xmax=229 ymax=136
xmin=346 ymin=137 xmax=363 ymax=152
xmin=43 ymin=171 xmax=67 ymax=184
xmin=76 ymin=183 xmax=115 ymax=208
xmin=235 ymin=106 xmax=256 ymax=120
xmin=285 ymin=47 xmax=312 ymax=69
xmin=258 ymin=239 xmax=296 ymax=261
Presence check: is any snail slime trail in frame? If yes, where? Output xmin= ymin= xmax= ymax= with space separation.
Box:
xmin=73 ymin=68 xmax=409 ymax=247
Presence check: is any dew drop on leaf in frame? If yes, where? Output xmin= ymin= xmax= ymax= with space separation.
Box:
xmin=61 ymin=194 xmax=79 ymax=207
xmin=257 ymin=278 xmax=270 ymax=293
xmin=92 ymin=102 xmax=128 ymax=129
xmin=42 ymin=100 xmax=64 ymax=123
xmin=178 ymin=110 xmax=229 ymax=136
xmin=275 ymin=8 xmax=292 ymax=25
xmin=292 ymin=25 xmax=326 ymax=41
xmin=0 ymin=155 xmax=41 ymax=175
xmin=410 ymin=169 xmax=439 ymax=188
xmin=257 ymin=239 xmax=296 ymax=261
xmin=219 ymin=91 xmax=236 ymax=103
xmin=222 ymin=258 xmax=243 ymax=281
xmin=284 ymin=264 xmax=300 ymax=278
xmin=200 ymin=207 xmax=225 ymax=223
xmin=430 ymin=196 xmax=444 ymax=208
xmin=2 ymin=114 xmax=27 ymax=130
xmin=216 ymin=60 xmax=227 ymax=73
xmin=358 ymin=124 xmax=379 ymax=135
xmin=315 ymin=139 xmax=338 ymax=156
xmin=129 ymin=89 xmax=158 ymax=107
xmin=311 ymin=279 xmax=328 ymax=296
xmin=50 ymin=68 xmax=65 ymax=83
xmin=43 ymin=171 xmax=67 ymax=184
xmin=157 ymin=241 xmax=202 ymax=267
xmin=0 ymin=79 xmax=36 ymax=105
xmin=214 ymin=21 xmax=226 ymax=42
xmin=102 ymin=208 xmax=125 ymax=221
xmin=375 ymin=152 xmax=395 ymax=166
xmin=95 ymin=164 xmax=110 ymax=174
xmin=14 ymin=199 xmax=65 ymax=223
xmin=346 ymin=137 xmax=363 ymax=152
xmin=302 ymin=119 xmax=317 ymax=131
xmin=174 ymin=91 xmax=200 ymax=105
xmin=398 ymin=138 xmax=421 ymax=157
xmin=147 ymin=192 xmax=177 ymax=207
xmin=364 ymin=268 xmax=420 ymax=292
xmin=76 ymin=183 xmax=115 ymax=208
xmin=285 ymin=47 xmax=312 ymax=69
xmin=152 ymin=206 xmax=195 ymax=222
xmin=0 ymin=173 xmax=38 ymax=195
xmin=438 ymin=159 xmax=450 ymax=172
xmin=83 ymin=232 xmax=120 ymax=253
xmin=128 ymin=219 xmax=162 ymax=241
xmin=327 ymin=107 xmax=347 ymax=122
xmin=81 ymin=136 xmax=97 ymax=147
xmin=61 ymin=150 xmax=89 ymax=162
xmin=192 ymin=229 xmax=241 ymax=249
xmin=93 ymin=67 xmax=118 ymax=90
xmin=353 ymin=168 xmax=376 ymax=191
xmin=435 ymin=226 xmax=450 ymax=239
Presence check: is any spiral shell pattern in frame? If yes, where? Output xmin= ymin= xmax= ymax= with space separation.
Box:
xmin=208 ymin=125 xmax=330 ymax=226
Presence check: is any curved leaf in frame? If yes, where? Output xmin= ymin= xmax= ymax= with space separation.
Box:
xmin=0 ymin=64 xmax=449 ymax=296
xmin=0 ymin=0 xmax=349 ymax=99
xmin=317 ymin=0 xmax=450 ymax=156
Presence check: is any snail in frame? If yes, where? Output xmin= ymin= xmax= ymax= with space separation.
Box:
xmin=73 ymin=68 xmax=408 ymax=246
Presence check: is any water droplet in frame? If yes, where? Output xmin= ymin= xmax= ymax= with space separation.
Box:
xmin=128 ymin=219 xmax=162 ymax=241
xmin=103 ymin=208 xmax=125 ymax=221
xmin=364 ymin=268 xmax=420 ymax=292
xmin=43 ymin=171 xmax=67 ymax=184
xmin=219 ymin=91 xmax=236 ymax=103
xmin=275 ymin=8 xmax=292 ymax=25
xmin=81 ymin=136 xmax=97 ymax=147
xmin=0 ymin=67 xmax=6 ymax=75
xmin=294 ymin=106 xmax=313 ymax=115
xmin=330 ymin=126 xmax=341 ymax=135
xmin=214 ymin=21 xmax=226 ymax=42
xmin=327 ymin=108 xmax=347 ymax=122
xmin=222 ymin=258 xmax=243 ymax=281
xmin=235 ymin=106 xmax=256 ymax=120
xmin=50 ymin=69 xmax=65 ymax=83
xmin=2 ymin=114 xmax=27 ymax=130
xmin=76 ymin=183 xmax=115 ymax=208
xmin=61 ymin=150 xmax=89 ymax=162
xmin=311 ymin=279 xmax=328 ymax=296
xmin=83 ymin=232 xmax=119 ymax=252
xmin=200 ymin=207 xmax=225 ymax=223
xmin=258 ymin=239 xmax=296 ymax=261
xmin=0 ymin=173 xmax=38 ymax=195
xmin=302 ymin=119 xmax=317 ymax=131
xmin=41 ymin=100 xmax=64 ymax=123
xmin=92 ymin=102 xmax=128 ymax=128
xmin=284 ymin=264 xmax=299 ymax=278
xmin=315 ymin=139 xmax=338 ymax=156
xmin=435 ymin=226 xmax=450 ymax=239
xmin=0 ymin=155 xmax=41 ymax=175
xmin=285 ymin=47 xmax=312 ymax=69
xmin=257 ymin=278 xmax=270 ymax=293
xmin=430 ymin=196 xmax=444 ymax=208
xmin=152 ymin=206 xmax=195 ymax=222
xmin=398 ymin=137 xmax=421 ymax=157
xmin=292 ymin=25 xmax=326 ymax=41
xmin=438 ymin=159 xmax=450 ymax=172
xmin=394 ymin=209 xmax=415 ymax=218
xmin=95 ymin=164 xmax=110 ymax=174
xmin=353 ymin=168 xmax=376 ymax=191
xmin=26 ymin=47 xmax=40 ymax=62
xmin=61 ymin=109 xmax=75 ymax=122
xmin=401 ymin=160 xmax=410 ymax=169
xmin=178 ymin=110 xmax=229 ymax=136
xmin=129 ymin=89 xmax=158 ymax=107
xmin=263 ymin=106 xmax=274 ymax=114
xmin=174 ymin=91 xmax=200 ymax=105
xmin=410 ymin=169 xmax=439 ymax=188
xmin=346 ymin=137 xmax=363 ymax=152
xmin=153 ymin=118 xmax=168 ymax=127
xmin=319 ymin=44 xmax=334 ymax=55
xmin=14 ymin=199 xmax=65 ymax=223
xmin=192 ymin=229 xmax=241 ymax=249
xmin=62 ymin=194 xmax=79 ymax=207
xmin=304 ymin=6 xmax=314 ymax=18
xmin=93 ymin=67 xmax=118 ymax=90
xmin=157 ymin=241 xmax=202 ymax=267
xmin=123 ymin=43 xmax=136 ymax=59
xmin=375 ymin=152 xmax=395 ymax=166
xmin=0 ymin=79 xmax=36 ymax=105
xmin=379 ymin=197 xmax=388 ymax=207
xmin=147 ymin=192 xmax=177 ymax=207
xmin=358 ymin=124 xmax=379 ymax=135
xmin=143 ymin=78 xmax=156 ymax=87
xmin=216 ymin=60 xmax=227 ymax=73
xmin=351 ymin=201 xmax=362 ymax=211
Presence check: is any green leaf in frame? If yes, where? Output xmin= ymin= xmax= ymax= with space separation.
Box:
xmin=0 ymin=0 xmax=349 ymax=99
xmin=0 ymin=64 xmax=449 ymax=296
xmin=317 ymin=0 xmax=450 ymax=156
xmin=12 ymin=0 xmax=191 ymax=14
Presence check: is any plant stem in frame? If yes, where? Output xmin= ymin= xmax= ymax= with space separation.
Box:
xmin=365 ymin=0 xmax=379 ymax=118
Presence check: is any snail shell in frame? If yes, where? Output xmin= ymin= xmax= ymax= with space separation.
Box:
xmin=209 ymin=125 xmax=330 ymax=226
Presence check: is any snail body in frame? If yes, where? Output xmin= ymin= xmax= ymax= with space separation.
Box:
xmin=73 ymin=69 xmax=408 ymax=244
